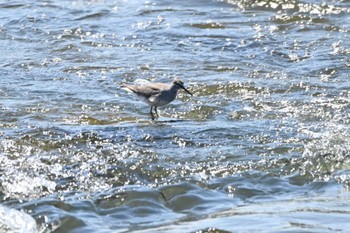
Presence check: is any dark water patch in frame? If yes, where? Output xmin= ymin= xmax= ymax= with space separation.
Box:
xmin=190 ymin=22 xmax=225 ymax=29
xmin=0 ymin=3 xmax=27 ymax=9
xmin=74 ymin=10 xmax=111 ymax=21
xmin=137 ymin=7 xmax=177 ymax=16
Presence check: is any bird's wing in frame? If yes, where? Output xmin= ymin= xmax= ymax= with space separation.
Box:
xmin=122 ymin=84 xmax=165 ymax=99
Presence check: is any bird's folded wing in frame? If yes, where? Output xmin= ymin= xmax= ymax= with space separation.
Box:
xmin=127 ymin=85 xmax=162 ymax=98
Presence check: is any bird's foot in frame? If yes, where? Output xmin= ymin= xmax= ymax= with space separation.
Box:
xmin=150 ymin=111 xmax=159 ymax=120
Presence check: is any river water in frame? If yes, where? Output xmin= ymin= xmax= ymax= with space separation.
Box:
xmin=1 ymin=0 xmax=350 ymax=232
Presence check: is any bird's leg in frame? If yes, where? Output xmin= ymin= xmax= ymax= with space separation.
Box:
xmin=154 ymin=106 xmax=159 ymax=117
xmin=150 ymin=106 xmax=156 ymax=120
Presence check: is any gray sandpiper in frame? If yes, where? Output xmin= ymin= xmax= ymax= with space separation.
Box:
xmin=121 ymin=79 xmax=193 ymax=118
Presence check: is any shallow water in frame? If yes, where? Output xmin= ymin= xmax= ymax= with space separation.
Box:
xmin=0 ymin=0 xmax=350 ymax=232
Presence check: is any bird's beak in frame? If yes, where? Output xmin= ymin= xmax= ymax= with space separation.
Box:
xmin=180 ymin=85 xmax=193 ymax=96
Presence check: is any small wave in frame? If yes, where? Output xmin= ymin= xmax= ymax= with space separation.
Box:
xmin=74 ymin=10 xmax=110 ymax=21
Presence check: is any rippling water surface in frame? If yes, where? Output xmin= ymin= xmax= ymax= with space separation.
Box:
xmin=1 ymin=0 xmax=350 ymax=232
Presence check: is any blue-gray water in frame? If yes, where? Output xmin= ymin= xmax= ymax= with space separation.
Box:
xmin=1 ymin=0 xmax=350 ymax=232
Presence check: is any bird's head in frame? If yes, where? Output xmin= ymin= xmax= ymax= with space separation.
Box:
xmin=172 ymin=79 xmax=193 ymax=96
